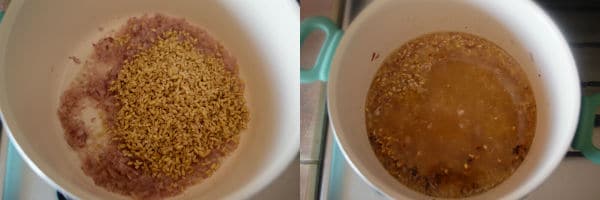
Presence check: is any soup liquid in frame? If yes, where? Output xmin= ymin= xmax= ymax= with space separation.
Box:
xmin=365 ymin=32 xmax=536 ymax=198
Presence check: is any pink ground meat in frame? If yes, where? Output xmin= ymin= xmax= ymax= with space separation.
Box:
xmin=57 ymin=14 xmax=239 ymax=199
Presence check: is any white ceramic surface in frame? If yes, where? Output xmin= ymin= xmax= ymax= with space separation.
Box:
xmin=327 ymin=0 xmax=580 ymax=199
xmin=0 ymin=0 xmax=299 ymax=199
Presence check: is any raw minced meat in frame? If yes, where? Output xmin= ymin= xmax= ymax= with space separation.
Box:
xmin=57 ymin=14 xmax=248 ymax=199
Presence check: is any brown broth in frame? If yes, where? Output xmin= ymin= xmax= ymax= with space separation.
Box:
xmin=365 ymin=32 xmax=536 ymax=198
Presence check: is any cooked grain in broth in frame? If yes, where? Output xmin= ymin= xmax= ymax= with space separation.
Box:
xmin=365 ymin=32 xmax=536 ymax=198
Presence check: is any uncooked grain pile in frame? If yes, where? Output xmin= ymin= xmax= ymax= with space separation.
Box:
xmin=58 ymin=14 xmax=249 ymax=199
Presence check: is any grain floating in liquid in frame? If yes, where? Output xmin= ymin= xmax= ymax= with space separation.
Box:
xmin=365 ymin=32 xmax=536 ymax=198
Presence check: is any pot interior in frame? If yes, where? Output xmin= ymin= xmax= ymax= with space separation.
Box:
xmin=0 ymin=0 xmax=299 ymax=199
xmin=328 ymin=0 xmax=580 ymax=199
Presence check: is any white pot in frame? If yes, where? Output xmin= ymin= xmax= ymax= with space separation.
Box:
xmin=0 ymin=0 xmax=299 ymax=199
xmin=309 ymin=0 xmax=580 ymax=199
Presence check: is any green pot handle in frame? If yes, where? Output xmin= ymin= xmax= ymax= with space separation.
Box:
xmin=300 ymin=16 xmax=343 ymax=83
xmin=573 ymin=94 xmax=600 ymax=163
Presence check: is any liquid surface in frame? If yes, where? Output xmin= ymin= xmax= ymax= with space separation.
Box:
xmin=365 ymin=32 xmax=536 ymax=198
